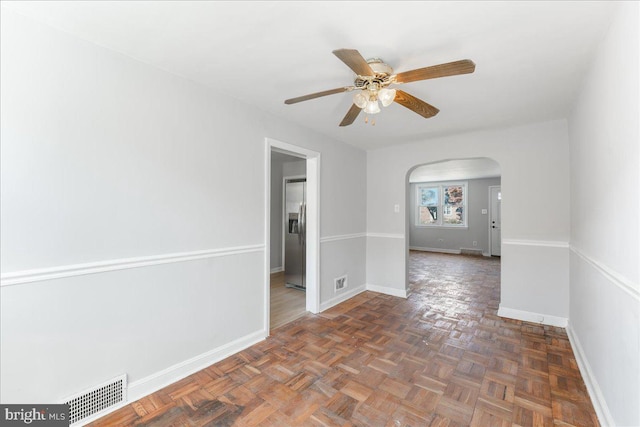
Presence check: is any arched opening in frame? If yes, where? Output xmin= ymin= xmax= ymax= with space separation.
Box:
xmin=404 ymin=157 xmax=502 ymax=296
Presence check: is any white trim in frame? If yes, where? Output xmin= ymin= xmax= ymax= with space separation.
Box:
xmin=409 ymin=246 xmax=461 ymax=255
xmin=264 ymin=143 xmax=272 ymax=334
xmin=305 ymin=155 xmax=321 ymax=314
xmin=270 ymin=266 xmax=283 ymax=274
xmin=320 ymin=285 xmax=366 ymax=312
xmin=366 ymin=284 xmax=408 ymax=298
xmin=266 ymin=137 xmax=321 ymax=321
xmin=502 ymin=239 xmax=569 ymax=248
xmin=366 ymin=233 xmax=405 ymax=239
xmin=319 ymin=283 xmax=409 ymax=312
xmin=570 ymin=246 xmax=639 ymax=301
xmin=566 ymin=323 xmax=615 ymax=427
xmin=0 ymin=245 xmax=265 ymax=287
xmin=497 ymin=305 xmax=568 ymax=327
xmin=460 ymin=248 xmax=484 ymax=255
xmin=76 ymin=329 xmax=266 ymax=426
xmin=320 ymin=233 xmax=367 ymax=243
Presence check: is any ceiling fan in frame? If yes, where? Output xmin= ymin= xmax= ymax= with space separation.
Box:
xmin=284 ymin=49 xmax=475 ymax=126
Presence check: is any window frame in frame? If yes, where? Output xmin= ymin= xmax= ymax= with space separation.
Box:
xmin=415 ymin=181 xmax=468 ymax=228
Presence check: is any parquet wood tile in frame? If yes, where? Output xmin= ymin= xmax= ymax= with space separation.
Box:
xmin=90 ymin=251 xmax=599 ymax=427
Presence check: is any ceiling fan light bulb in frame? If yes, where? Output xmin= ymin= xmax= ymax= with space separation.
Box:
xmin=364 ymin=99 xmax=381 ymax=114
xmin=353 ymin=92 xmax=368 ymax=109
xmin=378 ymin=88 xmax=396 ymax=107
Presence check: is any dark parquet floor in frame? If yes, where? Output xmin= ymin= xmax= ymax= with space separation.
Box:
xmin=90 ymin=251 xmax=598 ymax=426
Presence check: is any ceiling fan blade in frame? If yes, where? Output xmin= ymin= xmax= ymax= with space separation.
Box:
xmin=394 ymin=90 xmax=439 ymax=118
xmin=339 ymin=104 xmax=362 ymax=127
xmin=284 ymin=87 xmax=351 ymax=105
xmin=333 ymin=49 xmax=375 ymax=76
xmin=395 ymin=59 xmax=476 ymax=84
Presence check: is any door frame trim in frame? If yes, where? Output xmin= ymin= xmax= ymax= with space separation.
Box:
xmin=265 ymin=138 xmax=321 ymax=335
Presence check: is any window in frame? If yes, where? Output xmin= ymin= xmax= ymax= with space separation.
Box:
xmin=416 ymin=182 xmax=467 ymax=227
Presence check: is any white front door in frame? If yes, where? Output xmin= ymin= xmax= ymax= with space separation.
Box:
xmin=489 ymin=186 xmax=502 ymax=256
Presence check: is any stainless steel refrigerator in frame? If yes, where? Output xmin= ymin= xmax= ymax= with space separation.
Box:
xmin=284 ymin=179 xmax=306 ymax=291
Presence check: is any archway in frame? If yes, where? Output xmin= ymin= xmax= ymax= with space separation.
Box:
xmin=404 ymin=157 xmax=502 ymax=292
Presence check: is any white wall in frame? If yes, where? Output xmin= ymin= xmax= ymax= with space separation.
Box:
xmin=282 ymin=159 xmax=306 ymax=178
xmin=567 ymin=2 xmax=640 ymax=425
xmin=367 ymin=120 xmax=571 ymax=324
xmin=270 ymin=155 xmax=285 ymax=271
xmin=409 ymin=177 xmax=501 ymax=255
xmin=0 ymin=8 xmax=366 ymax=408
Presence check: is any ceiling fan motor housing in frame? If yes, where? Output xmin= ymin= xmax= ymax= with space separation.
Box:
xmin=354 ymin=58 xmax=394 ymax=89
xmin=367 ymin=58 xmax=393 ymax=75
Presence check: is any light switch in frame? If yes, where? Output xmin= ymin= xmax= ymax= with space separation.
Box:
xmin=481 ymin=209 xmax=488 ymax=215
xmin=394 ymin=204 xmax=400 ymax=213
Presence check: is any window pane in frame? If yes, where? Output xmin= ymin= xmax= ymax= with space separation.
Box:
xmin=444 ymin=186 xmax=463 ymax=206
xmin=443 ymin=206 xmax=463 ymax=224
xmin=419 ymin=206 xmax=438 ymax=224
xmin=419 ymin=187 xmax=438 ymax=206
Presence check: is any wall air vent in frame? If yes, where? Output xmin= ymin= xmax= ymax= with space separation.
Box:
xmin=63 ymin=374 xmax=127 ymax=425
xmin=334 ymin=275 xmax=348 ymax=292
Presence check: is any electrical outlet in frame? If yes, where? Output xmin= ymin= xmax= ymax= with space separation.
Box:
xmin=481 ymin=209 xmax=488 ymax=215
xmin=473 ymin=241 xmax=478 ymax=247
xmin=394 ymin=204 xmax=400 ymax=213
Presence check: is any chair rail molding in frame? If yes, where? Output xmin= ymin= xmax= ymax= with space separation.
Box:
xmin=1 ymin=244 xmax=265 ymax=287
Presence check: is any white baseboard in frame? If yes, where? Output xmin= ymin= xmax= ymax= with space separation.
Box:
xmin=409 ymin=246 xmax=461 ymax=255
xmin=270 ymin=266 xmax=283 ymax=274
xmin=566 ymin=323 xmax=615 ymax=427
xmin=128 ymin=329 xmax=267 ymax=401
xmin=497 ymin=305 xmax=568 ymax=327
xmin=319 ymin=283 xmax=408 ymax=312
xmin=319 ymin=285 xmax=366 ymax=312
xmin=366 ymin=284 xmax=407 ymax=298
xmin=78 ymin=329 xmax=267 ymax=425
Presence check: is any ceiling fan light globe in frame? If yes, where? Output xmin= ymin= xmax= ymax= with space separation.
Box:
xmin=364 ymin=99 xmax=381 ymax=114
xmin=378 ymin=88 xmax=396 ymax=107
xmin=353 ymin=92 xmax=368 ymax=109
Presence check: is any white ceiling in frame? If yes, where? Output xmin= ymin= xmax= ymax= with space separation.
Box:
xmin=3 ymin=1 xmax=616 ymax=150
xmin=409 ymin=158 xmax=501 ymax=183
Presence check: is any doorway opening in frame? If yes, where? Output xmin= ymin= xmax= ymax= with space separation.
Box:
xmin=265 ymin=138 xmax=320 ymax=334
xmin=489 ymin=185 xmax=502 ymax=256
xmin=405 ymin=157 xmax=502 ymax=295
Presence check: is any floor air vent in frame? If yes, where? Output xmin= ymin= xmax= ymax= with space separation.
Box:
xmin=63 ymin=374 xmax=127 ymax=425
